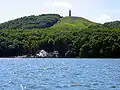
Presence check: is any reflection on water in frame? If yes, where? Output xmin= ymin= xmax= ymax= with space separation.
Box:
xmin=0 ymin=58 xmax=120 ymax=90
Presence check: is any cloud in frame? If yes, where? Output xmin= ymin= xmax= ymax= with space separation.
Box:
xmin=52 ymin=1 xmax=72 ymax=9
xmin=95 ymin=14 xmax=113 ymax=23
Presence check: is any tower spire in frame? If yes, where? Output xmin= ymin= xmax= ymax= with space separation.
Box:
xmin=69 ymin=9 xmax=71 ymax=17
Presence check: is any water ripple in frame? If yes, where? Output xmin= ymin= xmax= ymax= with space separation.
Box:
xmin=0 ymin=58 xmax=120 ymax=90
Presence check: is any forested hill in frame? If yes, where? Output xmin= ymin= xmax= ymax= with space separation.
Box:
xmin=0 ymin=14 xmax=98 ymax=30
xmin=0 ymin=14 xmax=120 ymax=30
xmin=89 ymin=21 xmax=120 ymax=29
xmin=0 ymin=14 xmax=120 ymax=58
xmin=103 ymin=21 xmax=120 ymax=28
xmin=0 ymin=14 xmax=62 ymax=29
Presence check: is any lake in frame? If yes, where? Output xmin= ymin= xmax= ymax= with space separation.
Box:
xmin=0 ymin=58 xmax=120 ymax=90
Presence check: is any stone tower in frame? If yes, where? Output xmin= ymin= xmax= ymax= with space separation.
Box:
xmin=69 ymin=9 xmax=71 ymax=17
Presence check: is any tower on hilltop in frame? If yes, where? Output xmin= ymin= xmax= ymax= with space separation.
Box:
xmin=69 ymin=9 xmax=71 ymax=17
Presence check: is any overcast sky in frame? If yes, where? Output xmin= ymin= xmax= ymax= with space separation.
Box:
xmin=0 ymin=0 xmax=120 ymax=23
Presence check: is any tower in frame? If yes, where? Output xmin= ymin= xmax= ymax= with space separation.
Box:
xmin=69 ymin=9 xmax=71 ymax=17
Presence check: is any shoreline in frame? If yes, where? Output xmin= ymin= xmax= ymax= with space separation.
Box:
xmin=0 ymin=57 xmax=120 ymax=59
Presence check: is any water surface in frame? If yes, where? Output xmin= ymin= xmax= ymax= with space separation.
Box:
xmin=0 ymin=58 xmax=120 ymax=90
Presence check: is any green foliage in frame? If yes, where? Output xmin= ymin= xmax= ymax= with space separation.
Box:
xmin=0 ymin=15 xmax=120 ymax=58
xmin=104 ymin=21 xmax=120 ymax=28
xmin=88 ymin=21 xmax=120 ymax=30
xmin=0 ymin=14 xmax=61 ymax=29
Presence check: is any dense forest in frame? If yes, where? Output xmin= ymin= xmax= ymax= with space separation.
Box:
xmin=0 ymin=14 xmax=120 ymax=58
xmin=0 ymin=14 xmax=61 ymax=29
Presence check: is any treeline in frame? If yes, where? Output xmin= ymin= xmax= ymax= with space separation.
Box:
xmin=0 ymin=14 xmax=61 ymax=29
xmin=89 ymin=21 xmax=120 ymax=29
xmin=0 ymin=28 xmax=120 ymax=58
xmin=103 ymin=21 xmax=120 ymax=28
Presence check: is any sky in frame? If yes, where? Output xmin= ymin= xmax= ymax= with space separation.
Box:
xmin=0 ymin=0 xmax=120 ymax=23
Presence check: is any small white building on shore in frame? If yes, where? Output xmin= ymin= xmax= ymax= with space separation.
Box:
xmin=36 ymin=50 xmax=48 ymax=57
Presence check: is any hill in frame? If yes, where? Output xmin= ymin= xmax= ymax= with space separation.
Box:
xmin=0 ymin=14 xmax=120 ymax=30
xmin=103 ymin=21 xmax=120 ymax=28
xmin=0 ymin=14 xmax=120 ymax=58
xmin=51 ymin=16 xmax=97 ymax=29
xmin=0 ymin=15 xmax=97 ymax=30
xmin=0 ymin=14 xmax=61 ymax=29
xmin=88 ymin=21 xmax=120 ymax=30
